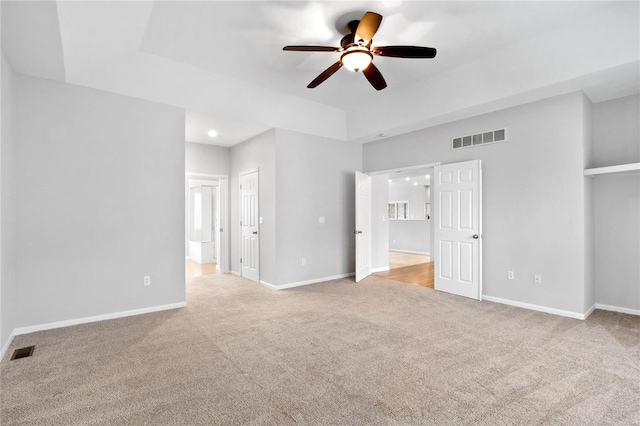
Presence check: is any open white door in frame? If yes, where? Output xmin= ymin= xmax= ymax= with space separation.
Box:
xmin=355 ymin=171 xmax=372 ymax=282
xmin=218 ymin=176 xmax=229 ymax=273
xmin=433 ymin=160 xmax=482 ymax=300
xmin=240 ymin=170 xmax=259 ymax=282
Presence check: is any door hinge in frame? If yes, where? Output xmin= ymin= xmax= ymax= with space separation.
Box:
xmin=240 ymin=184 xmax=242 ymax=189
xmin=240 ymin=221 xmax=243 ymax=226
xmin=240 ymin=257 xmax=242 ymax=263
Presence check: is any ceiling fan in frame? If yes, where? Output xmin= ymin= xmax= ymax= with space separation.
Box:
xmin=283 ymin=11 xmax=437 ymax=91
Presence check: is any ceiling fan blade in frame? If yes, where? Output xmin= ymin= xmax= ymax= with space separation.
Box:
xmin=362 ymin=63 xmax=387 ymax=91
xmin=283 ymin=46 xmax=341 ymax=52
xmin=355 ymin=12 xmax=382 ymax=45
xmin=307 ymin=61 xmax=343 ymax=88
xmin=373 ymin=46 xmax=437 ymax=58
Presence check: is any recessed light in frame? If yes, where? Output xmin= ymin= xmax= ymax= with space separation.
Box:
xmin=388 ymin=179 xmax=392 ymax=183
xmin=405 ymin=177 xmax=410 ymax=181
xmin=413 ymin=182 xmax=418 ymax=186
xmin=425 ymin=175 xmax=430 ymax=179
xmin=207 ymin=129 xmax=218 ymax=138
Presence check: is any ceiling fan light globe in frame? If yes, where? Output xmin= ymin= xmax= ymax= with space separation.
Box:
xmin=341 ymin=49 xmax=373 ymax=72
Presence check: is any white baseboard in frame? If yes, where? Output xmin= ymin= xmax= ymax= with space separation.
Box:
xmin=584 ymin=304 xmax=596 ymax=319
xmin=13 ymin=302 xmax=187 ymax=336
xmin=389 ymin=250 xmax=430 ymax=256
xmin=483 ymin=295 xmax=587 ymax=320
xmin=260 ymin=273 xmax=355 ymax=290
xmin=230 ymin=270 xmax=240 ymax=277
xmin=1 ymin=329 xmax=16 ymax=362
xmin=595 ymin=303 xmax=640 ymax=316
xmin=371 ymin=266 xmax=390 ymax=273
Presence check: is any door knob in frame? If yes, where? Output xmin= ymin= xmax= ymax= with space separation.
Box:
xmin=354 ymin=230 xmax=362 ymax=234
xmin=472 ymin=234 xmax=479 ymax=239
xmin=253 ymin=231 xmax=258 ymax=235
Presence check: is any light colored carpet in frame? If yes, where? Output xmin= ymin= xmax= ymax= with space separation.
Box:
xmin=1 ymin=274 xmax=639 ymax=425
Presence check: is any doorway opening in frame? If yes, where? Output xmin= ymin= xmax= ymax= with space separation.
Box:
xmin=185 ymin=173 xmax=229 ymax=280
xmin=377 ymin=168 xmax=434 ymax=288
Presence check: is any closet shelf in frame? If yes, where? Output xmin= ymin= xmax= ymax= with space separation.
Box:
xmin=584 ymin=162 xmax=640 ymax=177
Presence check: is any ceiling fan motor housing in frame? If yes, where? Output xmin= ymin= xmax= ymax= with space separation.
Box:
xmin=282 ymin=11 xmax=435 ymax=90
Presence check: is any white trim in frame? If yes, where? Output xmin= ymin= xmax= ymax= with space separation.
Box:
xmin=258 ymin=280 xmax=278 ymax=290
xmin=584 ymin=304 xmax=596 ymax=319
xmin=367 ymin=162 xmax=441 ymax=176
xmin=595 ymin=303 xmax=640 ymax=316
xmin=389 ymin=249 xmax=430 ymax=256
xmin=185 ymin=172 xmax=228 ymax=179
xmin=583 ymin=162 xmax=640 ymax=177
xmin=260 ymin=273 xmax=355 ymax=290
xmin=239 ymin=167 xmax=259 ymax=177
xmin=1 ymin=330 xmax=16 ymax=362
xmin=483 ymin=295 xmax=587 ymax=320
xmin=371 ymin=266 xmax=390 ymax=273
xmin=13 ymin=302 xmax=187 ymax=336
xmin=230 ymin=270 xmax=240 ymax=277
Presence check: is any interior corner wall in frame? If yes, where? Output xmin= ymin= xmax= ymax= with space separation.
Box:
xmin=592 ymin=94 xmax=640 ymax=311
xmin=1 ymin=51 xmax=18 ymax=353
xmin=274 ymin=129 xmax=362 ymax=287
xmin=14 ymin=75 xmax=186 ymax=328
xmin=370 ymin=175 xmax=389 ymax=272
xmin=364 ymin=92 xmax=589 ymax=315
xmin=185 ymin=142 xmax=230 ymax=176
xmin=582 ymin=94 xmax=595 ymax=313
xmin=229 ymin=129 xmax=276 ymax=283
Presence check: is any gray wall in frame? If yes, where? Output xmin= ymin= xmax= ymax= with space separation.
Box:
xmin=592 ymin=95 xmax=639 ymax=311
xmin=185 ymin=142 xmax=230 ymax=176
xmin=364 ymin=92 xmax=591 ymax=315
xmin=370 ymin=175 xmax=389 ymax=271
xmin=592 ymin=95 xmax=639 ymax=167
xmin=1 ymin=51 xmax=17 ymax=352
xmin=274 ymin=129 xmax=361 ymax=286
xmin=15 ymin=75 xmax=186 ymax=328
xmin=230 ymin=130 xmax=277 ymax=283
xmin=389 ymin=221 xmax=430 ymax=254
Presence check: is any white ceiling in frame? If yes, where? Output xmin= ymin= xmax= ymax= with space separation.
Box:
xmin=2 ymin=1 xmax=639 ymax=147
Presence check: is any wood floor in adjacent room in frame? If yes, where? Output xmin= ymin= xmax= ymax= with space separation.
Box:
xmin=185 ymin=259 xmax=218 ymax=280
xmin=376 ymin=251 xmax=434 ymax=289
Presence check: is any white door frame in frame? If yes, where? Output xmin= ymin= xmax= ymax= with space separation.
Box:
xmin=368 ymin=162 xmax=440 ymax=271
xmin=185 ymin=173 xmax=229 ymax=274
xmin=239 ymin=168 xmax=259 ymax=282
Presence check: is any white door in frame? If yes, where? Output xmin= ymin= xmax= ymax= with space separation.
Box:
xmin=355 ymin=171 xmax=372 ymax=282
xmin=201 ymin=186 xmax=213 ymax=244
xmin=240 ymin=170 xmax=259 ymax=282
xmin=433 ymin=160 xmax=482 ymax=300
xmin=218 ymin=176 xmax=229 ymax=274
